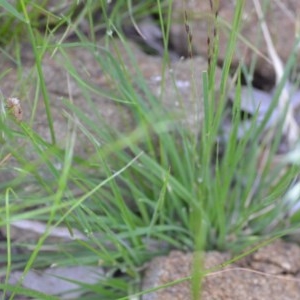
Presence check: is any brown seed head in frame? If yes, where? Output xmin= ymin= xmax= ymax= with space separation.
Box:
xmin=6 ymin=97 xmax=23 ymax=122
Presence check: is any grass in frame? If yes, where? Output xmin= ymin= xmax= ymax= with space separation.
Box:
xmin=1 ymin=0 xmax=300 ymax=299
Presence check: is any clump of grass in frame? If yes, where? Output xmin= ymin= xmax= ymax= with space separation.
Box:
xmin=1 ymin=0 xmax=300 ymax=299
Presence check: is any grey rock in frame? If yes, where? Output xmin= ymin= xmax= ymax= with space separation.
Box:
xmin=9 ymin=265 xmax=104 ymax=299
xmin=1 ymin=39 xmax=223 ymax=157
xmin=170 ymin=0 xmax=300 ymax=81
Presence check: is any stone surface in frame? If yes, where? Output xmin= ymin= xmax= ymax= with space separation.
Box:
xmin=8 ymin=265 xmax=104 ymax=299
xmin=142 ymin=240 xmax=300 ymax=300
xmin=170 ymin=0 xmax=300 ymax=82
xmin=0 ymin=38 xmax=223 ymax=158
xmin=0 ymin=37 xmax=225 ymax=191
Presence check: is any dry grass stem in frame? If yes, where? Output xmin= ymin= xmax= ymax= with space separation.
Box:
xmin=253 ymin=0 xmax=299 ymax=147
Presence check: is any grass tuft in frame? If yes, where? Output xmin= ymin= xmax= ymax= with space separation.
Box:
xmin=1 ymin=1 xmax=300 ymax=299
